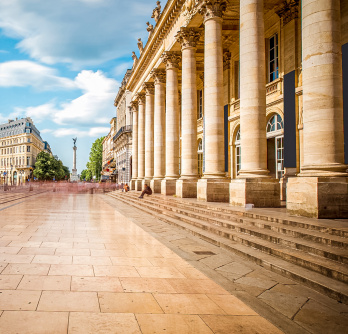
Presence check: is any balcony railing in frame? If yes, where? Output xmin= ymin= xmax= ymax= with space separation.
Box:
xmin=113 ymin=125 xmax=132 ymax=142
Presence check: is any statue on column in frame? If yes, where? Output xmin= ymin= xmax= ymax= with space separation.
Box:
xmin=70 ymin=137 xmax=79 ymax=182
xmin=151 ymin=1 xmax=162 ymax=22
xmin=137 ymin=38 xmax=144 ymax=55
xmin=146 ymin=22 xmax=154 ymax=38
xmin=132 ymin=51 xmax=138 ymax=69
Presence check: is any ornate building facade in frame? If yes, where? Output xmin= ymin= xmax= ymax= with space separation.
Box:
xmin=0 ymin=117 xmax=46 ymax=185
xmin=123 ymin=0 xmax=347 ymax=218
xmin=113 ymin=70 xmax=133 ymax=184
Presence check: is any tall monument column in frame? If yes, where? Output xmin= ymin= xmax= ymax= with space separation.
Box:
xmin=161 ymin=51 xmax=181 ymax=195
xmin=143 ymin=82 xmax=155 ymax=188
xmin=287 ymin=0 xmax=348 ymax=218
xmin=130 ymin=101 xmax=138 ymax=190
xmin=70 ymin=138 xmax=79 ymax=182
xmin=150 ymin=69 xmax=166 ymax=193
xmin=197 ymin=0 xmax=230 ymax=202
xmin=176 ymin=27 xmax=202 ymax=198
xmin=136 ymin=92 xmax=146 ymax=191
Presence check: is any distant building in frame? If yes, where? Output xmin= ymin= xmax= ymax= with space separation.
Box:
xmin=43 ymin=141 xmax=52 ymax=155
xmin=0 ymin=117 xmax=51 ymax=185
xmin=113 ymin=69 xmax=133 ymax=184
xmin=101 ymin=117 xmax=117 ymax=181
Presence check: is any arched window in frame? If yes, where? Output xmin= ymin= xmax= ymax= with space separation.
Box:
xmin=197 ymin=139 xmax=203 ymax=177
xmin=234 ymin=128 xmax=241 ymax=176
xmin=266 ymin=114 xmax=284 ymax=178
xmin=267 ymin=114 xmax=283 ymax=133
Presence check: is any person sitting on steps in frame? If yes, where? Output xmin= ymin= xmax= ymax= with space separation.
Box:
xmin=139 ymin=184 xmax=152 ymax=199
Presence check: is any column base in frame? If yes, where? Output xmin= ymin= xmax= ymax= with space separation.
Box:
xmin=229 ymin=178 xmax=281 ymax=207
xmin=130 ymin=179 xmax=136 ymax=190
xmin=197 ymin=178 xmax=229 ymax=202
xmin=161 ymin=179 xmax=177 ymax=196
xmin=176 ymin=179 xmax=197 ymax=198
xmin=150 ymin=179 xmax=163 ymax=193
xmin=286 ymin=177 xmax=348 ymax=218
xmin=135 ymin=180 xmax=143 ymax=191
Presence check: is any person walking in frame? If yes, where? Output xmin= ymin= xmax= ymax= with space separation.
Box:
xmin=139 ymin=184 xmax=152 ymax=199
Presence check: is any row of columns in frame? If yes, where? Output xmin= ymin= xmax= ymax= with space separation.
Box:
xmin=129 ymin=0 xmax=347 ymax=217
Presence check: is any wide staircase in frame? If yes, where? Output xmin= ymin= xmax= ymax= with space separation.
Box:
xmin=0 ymin=187 xmax=47 ymax=206
xmin=107 ymin=190 xmax=348 ymax=304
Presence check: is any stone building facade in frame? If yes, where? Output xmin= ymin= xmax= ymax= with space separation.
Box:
xmin=102 ymin=117 xmax=116 ymax=181
xmin=114 ymin=70 xmax=133 ymax=184
xmin=0 ymin=117 xmax=46 ymax=185
xmin=123 ymin=0 xmax=347 ymax=218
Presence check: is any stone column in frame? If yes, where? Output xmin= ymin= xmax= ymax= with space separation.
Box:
xmin=150 ymin=69 xmax=166 ymax=193
xmin=197 ymin=0 xmax=230 ymax=202
xmin=287 ymin=0 xmax=348 ymax=218
xmin=136 ymin=92 xmax=146 ymax=191
xmin=130 ymin=101 xmax=138 ymax=190
xmin=142 ymin=82 xmax=155 ymax=188
xmin=176 ymin=27 xmax=202 ymax=198
xmin=161 ymin=51 xmax=181 ymax=195
xmin=229 ymin=0 xmax=280 ymax=208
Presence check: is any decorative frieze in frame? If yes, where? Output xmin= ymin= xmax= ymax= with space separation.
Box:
xmin=143 ymin=82 xmax=155 ymax=95
xmin=161 ymin=51 xmax=181 ymax=69
xmin=151 ymin=68 xmax=166 ymax=84
xmin=275 ymin=0 xmax=299 ymax=26
xmin=199 ymin=0 xmax=227 ymax=21
xmin=176 ymin=27 xmax=203 ymax=50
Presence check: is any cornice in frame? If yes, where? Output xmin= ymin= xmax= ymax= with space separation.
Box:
xmin=126 ymin=0 xmax=186 ymax=92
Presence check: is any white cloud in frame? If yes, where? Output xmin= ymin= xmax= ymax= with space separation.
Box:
xmin=0 ymin=60 xmax=75 ymax=90
xmin=16 ymin=70 xmax=119 ymax=126
xmin=42 ymin=127 xmax=109 ymax=138
xmin=0 ymin=0 xmax=154 ymax=68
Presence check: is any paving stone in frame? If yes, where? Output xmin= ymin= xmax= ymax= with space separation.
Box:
xmin=258 ymin=284 xmax=309 ymax=319
xmin=294 ymin=299 xmax=348 ymax=334
xmin=216 ymin=261 xmax=254 ymax=279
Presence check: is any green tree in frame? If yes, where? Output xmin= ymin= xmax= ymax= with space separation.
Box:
xmin=80 ymin=169 xmax=88 ymax=181
xmin=33 ymin=151 xmax=70 ymax=181
xmin=86 ymin=136 xmax=104 ymax=181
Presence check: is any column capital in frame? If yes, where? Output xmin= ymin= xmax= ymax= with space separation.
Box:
xmin=142 ymin=82 xmax=155 ymax=95
xmin=199 ymin=0 xmax=227 ymax=22
xmin=176 ymin=27 xmax=203 ymax=50
xmin=136 ymin=92 xmax=146 ymax=105
xmin=275 ymin=0 xmax=299 ymax=26
xmin=130 ymin=100 xmax=138 ymax=112
xmin=150 ymin=68 xmax=166 ymax=84
xmin=161 ymin=51 xmax=181 ymax=70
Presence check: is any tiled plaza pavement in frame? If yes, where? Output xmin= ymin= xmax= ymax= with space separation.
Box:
xmin=0 ymin=193 xmax=285 ymax=334
xmin=102 ymin=194 xmax=348 ymax=334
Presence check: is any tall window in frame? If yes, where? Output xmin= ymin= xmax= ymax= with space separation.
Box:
xmin=27 ymin=156 xmax=30 ymax=166
xmin=197 ymin=90 xmax=203 ymax=119
xmin=234 ymin=128 xmax=241 ymax=175
xmin=266 ymin=114 xmax=284 ymax=178
xmin=27 ymin=146 xmax=30 ymax=152
xmin=269 ymin=34 xmax=279 ymax=82
xmin=197 ymin=139 xmax=203 ymax=177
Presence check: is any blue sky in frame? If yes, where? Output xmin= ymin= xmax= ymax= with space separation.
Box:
xmin=0 ymin=0 xmax=155 ymax=173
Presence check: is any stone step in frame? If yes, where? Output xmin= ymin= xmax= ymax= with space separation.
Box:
xmin=135 ymin=195 xmax=348 ymax=263
xmin=0 ymin=191 xmax=46 ymax=205
xmin=123 ymin=191 xmax=348 ymax=251
xmin=107 ymin=192 xmax=348 ymax=304
xmin=142 ymin=192 xmax=348 ymax=238
xmin=112 ymin=192 xmax=348 ymax=284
